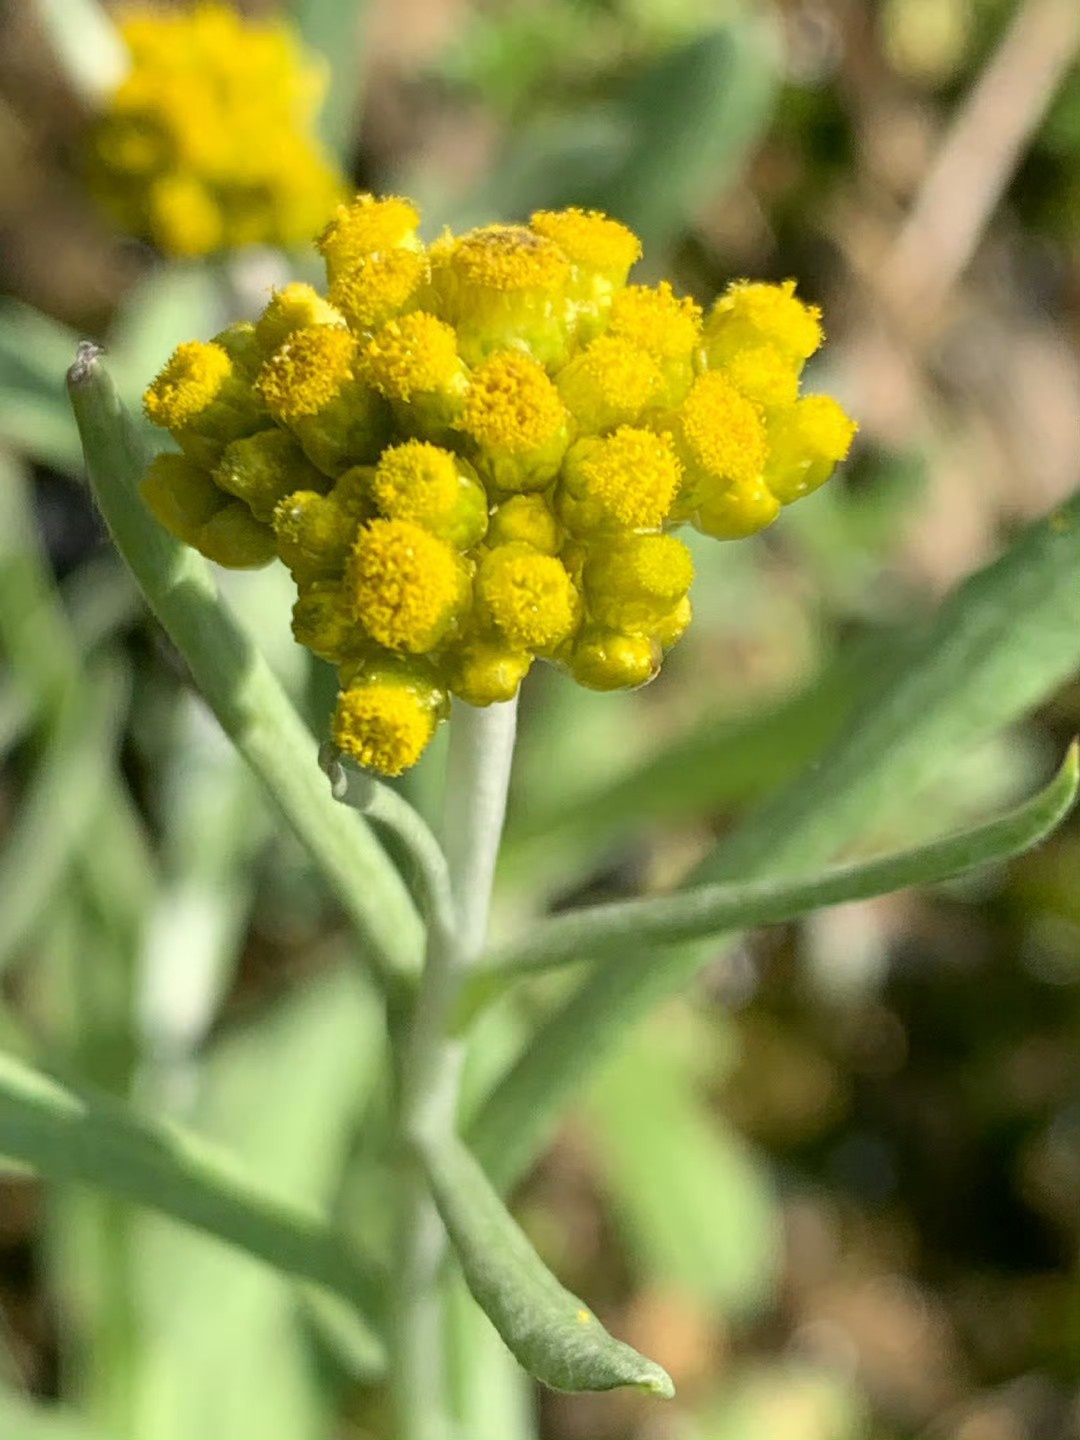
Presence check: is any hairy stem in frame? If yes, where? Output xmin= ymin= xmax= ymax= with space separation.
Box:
xmin=391 ymin=699 xmax=518 ymax=1440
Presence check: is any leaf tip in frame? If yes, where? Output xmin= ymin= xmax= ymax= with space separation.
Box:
xmin=67 ymin=340 xmax=105 ymax=392
xmin=636 ymin=1362 xmax=676 ymax=1400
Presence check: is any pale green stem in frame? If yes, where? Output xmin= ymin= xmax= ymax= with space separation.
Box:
xmin=391 ymin=699 xmax=519 ymax=1440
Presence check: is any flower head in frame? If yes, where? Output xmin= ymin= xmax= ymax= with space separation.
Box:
xmin=141 ymin=194 xmax=855 ymax=772
xmin=346 ymin=519 xmax=470 ymax=653
xmin=88 ymin=3 xmax=345 ymax=256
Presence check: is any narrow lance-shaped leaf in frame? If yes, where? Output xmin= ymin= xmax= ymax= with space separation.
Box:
xmin=66 ymin=344 xmax=422 ymax=991
xmin=469 ymin=492 xmax=1080 ymax=1194
xmin=0 ymin=658 xmax=131 ymax=977
xmin=0 ymin=1051 xmax=384 ymax=1349
xmin=480 ymin=742 xmax=1079 ymax=980
xmin=423 ymin=1132 xmax=674 ymax=1398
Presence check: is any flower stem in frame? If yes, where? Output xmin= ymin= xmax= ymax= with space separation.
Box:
xmin=391 ymin=698 xmax=518 ymax=1440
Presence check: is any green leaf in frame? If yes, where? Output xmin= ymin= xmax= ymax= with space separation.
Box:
xmin=290 ymin=0 xmax=371 ymax=162
xmin=469 ymin=492 xmax=1080 ymax=1194
xmin=66 ymin=345 xmax=422 ymax=992
xmin=445 ymin=1268 xmax=538 ymax=1440
xmin=502 ymin=642 xmax=874 ymax=875
xmin=704 ymin=496 xmax=1080 ymax=884
xmin=427 ymin=14 xmax=778 ymax=251
xmin=0 ymin=659 xmax=130 ymax=976
xmin=586 ymin=1025 xmax=780 ymax=1317
xmin=423 ymin=1132 xmax=673 ymax=1398
xmin=132 ymin=963 xmax=386 ymax=1439
xmin=593 ymin=17 xmax=780 ymax=251
xmin=0 ymin=1051 xmax=383 ymax=1332
xmin=0 ymin=303 xmax=86 ymax=472
xmin=481 ymin=742 xmax=1078 ymax=979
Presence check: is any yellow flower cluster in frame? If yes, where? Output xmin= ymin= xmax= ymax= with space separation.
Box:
xmin=88 ymin=4 xmax=344 ymax=257
xmin=142 ymin=194 xmax=857 ymax=775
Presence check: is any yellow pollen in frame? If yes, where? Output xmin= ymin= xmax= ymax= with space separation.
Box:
xmin=556 ymin=334 xmax=664 ymax=431
xmin=361 ymin=313 xmax=460 ymax=401
xmin=529 ymin=208 xmax=641 ymax=278
xmin=477 ymin=544 xmax=578 ymax=650
xmin=255 ymin=283 xmax=344 ymax=353
xmin=566 ymin=427 xmax=681 ymax=529
xmin=256 ymin=324 xmax=356 ymax=423
xmin=792 ymin=394 xmax=858 ymax=461
xmin=448 ymin=225 xmax=570 ymax=292
xmin=317 ymin=194 xmax=421 ymax=275
xmin=333 ymin=681 xmax=435 ymax=777
xmin=709 ymin=279 xmax=823 ymax=362
xmin=678 ymin=371 xmax=768 ymax=487
xmin=328 ymin=248 xmax=430 ymax=330
xmin=609 ymin=282 xmax=702 ymax=359
xmin=371 ymin=441 xmax=460 ymax=519
xmin=347 ymin=518 xmax=464 ymax=653
xmin=721 ymin=342 xmax=800 ymax=409
xmin=462 ymin=352 xmax=567 ymax=455
xmin=623 ymin=533 xmax=694 ymax=600
xmin=144 ymin=341 xmax=231 ymax=429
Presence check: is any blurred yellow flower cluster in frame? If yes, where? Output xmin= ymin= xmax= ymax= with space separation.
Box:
xmin=88 ymin=4 xmax=344 ymax=256
xmin=142 ymin=195 xmax=856 ymax=774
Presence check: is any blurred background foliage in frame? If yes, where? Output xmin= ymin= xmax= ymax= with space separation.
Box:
xmin=1 ymin=0 xmax=1079 ymax=1437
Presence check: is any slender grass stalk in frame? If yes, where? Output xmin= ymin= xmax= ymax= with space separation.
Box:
xmin=390 ymin=699 xmax=518 ymax=1440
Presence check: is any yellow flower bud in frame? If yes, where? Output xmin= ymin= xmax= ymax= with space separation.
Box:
xmin=193 ymin=502 xmax=278 ymax=569
xmin=144 ymin=340 xmax=267 ymax=464
xmin=695 ymin=476 xmax=780 ymax=540
xmin=556 ymin=334 xmax=665 ymax=434
xmin=317 ymin=194 xmax=422 ymax=283
xmin=567 ymin=626 xmax=660 ymax=691
xmin=702 ymin=279 xmax=823 ymax=371
xmin=329 ymin=249 xmax=430 ymax=331
xmin=608 ymin=282 xmax=701 ymax=405
xmin=333 ymin=658 xmax=446 ymax=777
xmin=346 ymin=519 xmax=470 ymax=654
xmin=255 ymin=324 xmax=357 ymax=425
xmin=654 ymin=594 xmax=692 ymax=650
xmin=445 ymin=637 xmax=533 ymax=707
xmin=214 ymin=429 xmax=329 ymax=523
xmin=211 ymin=323 xmax=264 ymax=379
xmin=143 ymin=343 xmax=230 ymax=431
xmin=461 ymin=352 xmax=569 ymax=493
xmin=668 ymin=371 xmax=768 ymax=519
xmin=557 ymin=427 xmax=681 ymax=535
xmin=140 ymin=452 xmax=223 ymax=544
xmin=429 ymin=224 xmax=573 ymax=367
xmin=255 ymin=283 xmax=345 ymax=354
xmin=487 ymin=494 xmax=561 ymax=556
xmin=360 ymin=312 xmax=469 ymax=440
xmin=529 ymin=207 xmax=641 ymax=337
xmin=273 ymin=489 xmax=363 ymax=585
xmin=256 ymin=325 xmax=389 ymax=476
xmin=475 ymin=543 xmax=580 ymax=653
xmin=369 ymin=441 xmax=488 ymax=550
xmin=764 ymin=395 xmax=858 ymax=503
xmin=582 ymin=533 xmax=693 ymax=635
xmin=292 ymin=580 xmax=364 ymax=664
xmin=717 ymin=342 xmax=800 ymax=410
